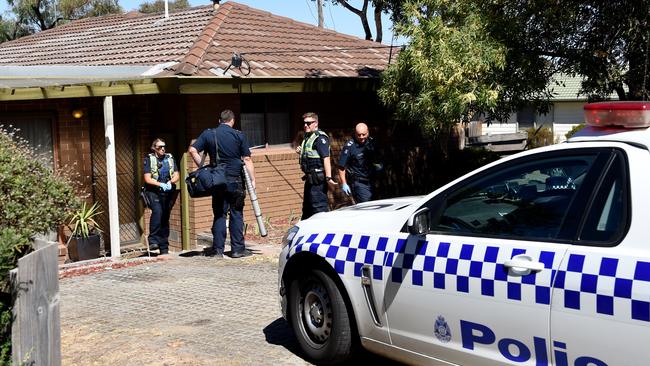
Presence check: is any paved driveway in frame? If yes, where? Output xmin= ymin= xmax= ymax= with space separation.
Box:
xmin=60 ymin=249 xmax=401 ymax=365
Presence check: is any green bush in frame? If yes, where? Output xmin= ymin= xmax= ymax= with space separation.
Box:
xmin=0 ymin=127 xmax=79 ymax=364
xmin=565 ymin=123 xmax=586 ymax=140
xmin=526 ymin=126 xmax=554 ymax=149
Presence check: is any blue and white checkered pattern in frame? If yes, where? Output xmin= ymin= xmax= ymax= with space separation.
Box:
xmin=554 ymin=253 xmax=650 ymax=322
xmin=287 ymin=233 xmax=650 ymax=322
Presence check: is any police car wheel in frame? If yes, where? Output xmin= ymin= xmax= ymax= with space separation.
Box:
xmin=289 ymin=269 xmax=353 ymax=364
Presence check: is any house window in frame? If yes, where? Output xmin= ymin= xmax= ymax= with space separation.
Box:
xmin=240 ymin=94 xmax=291 ymax=147
xmin=1 ymin=116 xmax=54 ymax=169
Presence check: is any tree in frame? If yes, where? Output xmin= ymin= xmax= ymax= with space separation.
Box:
xmin=1 ymin=0 xmax=122 ymax=41
xmin=138 ymin=0 xmax=190 ymax=14
xmin=313 ymin=0 xmax=405 ymax=43
xmin=378 ymin=0 xmax=506 ymax=135
xmin=380 ymin=0 xmax=650 ymax=136
xmin=479 ymin=0 xmax=650 ymax=101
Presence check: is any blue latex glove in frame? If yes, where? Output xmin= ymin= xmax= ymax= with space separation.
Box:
xmin=341 ymin=183 xmax=352 ymax=196
xmin=160 ymin=182 xmax=171 ymax=191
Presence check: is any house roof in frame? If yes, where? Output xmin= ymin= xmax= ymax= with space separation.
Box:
xmin=0 ymin=1 xmax=394 ymax=79
xmin=550 ymin=74 xmax=622 ymax=101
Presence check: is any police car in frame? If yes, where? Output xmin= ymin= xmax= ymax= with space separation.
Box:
xmin=278 ymin=101 xmax=650 ymax=366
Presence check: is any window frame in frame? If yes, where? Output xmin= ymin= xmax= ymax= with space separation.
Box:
xmin=411 ymin=148 xmax=619 ymax=245
xmin=573 ymin=149 xmax=631 ymax=247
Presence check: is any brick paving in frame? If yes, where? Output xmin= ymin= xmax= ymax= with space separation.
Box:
xmin=59 ymin=246 xmax=400 ymax=366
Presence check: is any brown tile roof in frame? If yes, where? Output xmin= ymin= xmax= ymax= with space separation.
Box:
xmin=0 ymin=1 xmax=395 ymax=78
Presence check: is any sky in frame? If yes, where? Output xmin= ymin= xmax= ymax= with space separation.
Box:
xmin=1 ymin=0 xmax=399 ymax=45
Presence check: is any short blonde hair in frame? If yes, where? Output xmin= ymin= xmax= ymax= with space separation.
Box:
xmin=302 ymin=112 xmax=319 ymax=121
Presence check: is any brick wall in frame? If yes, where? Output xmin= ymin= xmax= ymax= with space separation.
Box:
xmin=1 ymin=98 xmax=94 ymax=263
xmin=244 ymin=149 xmax=303 ymax=226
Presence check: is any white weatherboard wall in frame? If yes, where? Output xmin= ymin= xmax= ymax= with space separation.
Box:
xmin=483 ymin=112 xmax=518 ymax=135
xmin=554 ymin=123 xmax=580 ymax=143
xmin=554 ymin=102 xmax=585 ymax=124
xmin=553 ymin=102 xmax=585 ymax=142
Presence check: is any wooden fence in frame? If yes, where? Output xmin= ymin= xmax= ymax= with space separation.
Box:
xmin=11 ymin=239 xmax=61 ymax=366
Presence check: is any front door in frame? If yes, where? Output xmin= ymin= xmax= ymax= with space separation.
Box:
xmin=90 ymin=110 xmax=141 ymax=252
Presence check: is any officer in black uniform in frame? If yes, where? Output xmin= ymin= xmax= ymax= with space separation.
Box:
xmin=338 ymin=122 xmax=382 ymax=203
xmin=297 ymin=112 xmax=337 ymax=219
xmin=188 ymin=109 xmax=256 ymax=258
xmin=143 ymin=138 xmax=179 ymax=256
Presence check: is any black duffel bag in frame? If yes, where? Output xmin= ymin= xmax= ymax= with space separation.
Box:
xmin=186 ymin=128 xmax=226 ymax=198
xmin=186 ymin=164 xmax=226 ymax=197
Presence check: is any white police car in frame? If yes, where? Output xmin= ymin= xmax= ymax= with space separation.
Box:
xmin=279 ymin=101 xmax=650 ymax=365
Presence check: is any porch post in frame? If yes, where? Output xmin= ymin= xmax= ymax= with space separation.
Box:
xmin=103 ymin=96 xmax=121 ymax=258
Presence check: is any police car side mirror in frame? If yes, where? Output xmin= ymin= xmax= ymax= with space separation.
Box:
xmin=407 ymin=208 xmax=430 ymax=235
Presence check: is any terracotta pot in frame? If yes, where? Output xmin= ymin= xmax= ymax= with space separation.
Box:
xmin=68 ymin=233 xmax=101 ymax=261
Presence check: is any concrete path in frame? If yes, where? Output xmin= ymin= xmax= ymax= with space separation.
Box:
xmin=59 ymin=244 xmax=401 ymax=365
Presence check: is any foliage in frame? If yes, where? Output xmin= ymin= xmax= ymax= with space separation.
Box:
xmin=0 ymin=0 xmax=122 ymax=41
xmin=478 ymin=0 xmax=650 ymax=101
xmin=67 ymin=202 xmax=102 ymax=238
xmin=378 ymin=0 xmax=506 ymax=136
xmin=525 ymin=127 xmax=554 ymax=149
xmin=0 ymin=127 xmax=79 ymax=364
xmin=379 ymin=0 xmax=649 ymax=137
xmin=312 ymin=0 xmax=404 ymax=42
xmin=138 ymin=0 xmax=190 ymax=14
xmin=565 ymin=124 xmax=586 ymax=140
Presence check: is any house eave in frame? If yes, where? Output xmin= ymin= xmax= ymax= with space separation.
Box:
xmin=0 ymin=74 xmax=381 ymax=101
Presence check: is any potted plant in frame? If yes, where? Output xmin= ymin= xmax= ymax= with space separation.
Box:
xmin=66 ymin=202 xmax=102 ymax=261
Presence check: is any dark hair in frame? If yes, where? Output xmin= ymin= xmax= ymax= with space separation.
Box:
xmin=150 ymin=138 xmax=165 ymax=152
xmin=220 ymin=109 xmax=235 ymax=124
xmin=302 ymin=112 xmax=318 ymax=121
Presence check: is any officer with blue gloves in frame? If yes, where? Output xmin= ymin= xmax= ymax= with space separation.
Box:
xmin=297 ymin=112 xmax=337 ymax=219
xmin=338 ymin=122 xmax=382 ymax=203
xmin=144 ymin=138 xmax=179 ymax=256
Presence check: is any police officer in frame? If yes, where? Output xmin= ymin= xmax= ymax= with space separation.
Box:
xmin=338 ymin=122 xmax=382 ymax=203
xmin=143 ymin=138 xmax=179 ymax=256
xmin=188 ymin=109 xmax=256 ymax=258
xmin=297 ymin=112 xmax=337 ymax=219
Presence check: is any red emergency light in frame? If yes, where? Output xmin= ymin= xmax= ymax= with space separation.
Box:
xmin=584 ymin=101 xmax=650 ymax=128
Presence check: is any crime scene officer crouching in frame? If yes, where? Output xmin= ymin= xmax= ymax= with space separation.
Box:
xmin=297 ymin=112 xmax=337 ymax=219
xmin=338 ymin=122 xmax=382 ymax=203
xmin=143 ymin=138 xmax=179 ymax=256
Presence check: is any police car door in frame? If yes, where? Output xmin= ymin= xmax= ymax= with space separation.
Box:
xmin=550 ymin=146 xmax=650 ymax=366
xmin=384 ymin=148 xmax=612 ymax=365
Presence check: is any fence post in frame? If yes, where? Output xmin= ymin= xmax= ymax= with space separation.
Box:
xmin=12 ymin=240 xmax=61 ymax=366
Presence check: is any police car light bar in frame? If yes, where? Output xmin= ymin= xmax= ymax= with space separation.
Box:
xmin=584 ymin=101 xmax=650 ymax=128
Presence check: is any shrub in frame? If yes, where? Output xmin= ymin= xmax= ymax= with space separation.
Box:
xmin=526 ymin=126 xmax=554 ymax=149
xmin=0 ymin=127 xmax=79 ymax=364
xmin=565 ymin=123 xmax=586 ymax=140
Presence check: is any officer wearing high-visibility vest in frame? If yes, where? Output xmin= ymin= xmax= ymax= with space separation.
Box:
xmin=143 ymin=138 xmax=179 ymax=256
xmin=296 ymin=112 xmax=337 ymax=219
xmin=338 ymin=122 xmax=382 ymax=203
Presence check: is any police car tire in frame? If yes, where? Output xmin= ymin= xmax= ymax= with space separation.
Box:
xmin=289 ymin=269 xmax=353 ymax=364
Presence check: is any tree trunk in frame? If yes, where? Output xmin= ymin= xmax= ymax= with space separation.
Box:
xmin=338 ymin=0 xmax=373 ymax=40
xmin=374 ymin=5 xmax=382 ymax=43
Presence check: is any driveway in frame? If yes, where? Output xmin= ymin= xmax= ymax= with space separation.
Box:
xmin=59 ymin=247 xmax=401 ymax=365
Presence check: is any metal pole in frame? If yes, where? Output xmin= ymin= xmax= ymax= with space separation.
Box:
xmin=242 ymin=164 xmax=267 ymax=237
xmin=180 ymin=152 xmax=191 ymax=250
xmin=103 ymin=96 xmax=121 ymax=258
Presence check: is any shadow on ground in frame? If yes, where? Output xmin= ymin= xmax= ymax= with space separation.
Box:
xmin=263 ymin=317 xmax=404 ymax=365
